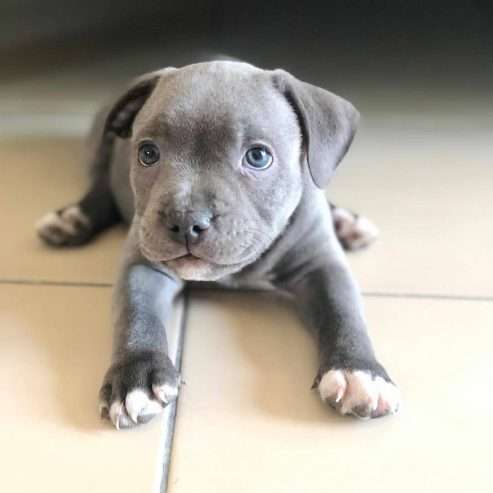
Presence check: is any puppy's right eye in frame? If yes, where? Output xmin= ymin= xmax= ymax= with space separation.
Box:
xmin=138 ymin=142 xmax=160 ymax=167
xmin=244 ymin=146 xmax=273 ymax=170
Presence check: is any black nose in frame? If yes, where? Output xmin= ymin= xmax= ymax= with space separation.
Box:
xmin=166 ymin=210 xmax=212 ymax=245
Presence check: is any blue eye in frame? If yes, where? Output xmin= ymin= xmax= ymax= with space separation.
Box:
xmin=244 ymin=147 xmax=273 ymax=170
xmin=138 ymin=142 xmax=160 ymax=167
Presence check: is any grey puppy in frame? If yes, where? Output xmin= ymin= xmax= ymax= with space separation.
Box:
xmin=37 ymin=61 xmax=399 ymax=429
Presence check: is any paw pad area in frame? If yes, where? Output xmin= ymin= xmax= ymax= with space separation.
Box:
xmin=332 ymin=207 xmax=379 ymax=251
xmin=36 ymin=206 xmax=91 ymax=246
xmin=99 ymin=353 xmax=181 ymax=430
xmin=318 ymin=369 xmax=400 ymax=419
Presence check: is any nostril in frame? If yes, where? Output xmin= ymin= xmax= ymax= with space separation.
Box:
xmin=170 ymin=225 xmax=180 ymax=233
xmin=192 ymin=216 xmax=211 ymax=234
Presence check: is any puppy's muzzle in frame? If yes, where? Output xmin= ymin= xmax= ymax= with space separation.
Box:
xmin=160 ymin=209 xmax=213 ymax=245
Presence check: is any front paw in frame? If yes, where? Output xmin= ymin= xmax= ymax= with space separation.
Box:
xmin=315 ymin=367 xmax=400 ymax=419
xmin=99 ymin=351 xmax=181 ymax=430
xmin=36 ymin=205 xmax=93 ymax=246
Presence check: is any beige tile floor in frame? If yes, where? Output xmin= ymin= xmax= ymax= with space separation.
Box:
xmin=0 ymin=283 xmax=185 ymax=493
xmin=170 ymin=291 xmax=493 ymax=493
xmin=333 ymin=117 xmax=493 ymax=298
xmin=1 ymin=58 xmax=492 ymax=492
xmin=0 ymin=137 xmax=124 ymax=284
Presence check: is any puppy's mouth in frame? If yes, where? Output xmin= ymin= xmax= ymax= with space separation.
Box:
xmin=163 ymin=251 xmax=225 ymax=270
xmin=139 ymin=238 xmax=260 ymax=275
xmin=172 ymin=253 xmax=199 ymax=261
xmin=147 ymin=246 xmax=260 ymax=269
xmin=161 ymin=251 xmax=223 ymax=280
xmin=164 ymin=252 xmax=204 ymax=266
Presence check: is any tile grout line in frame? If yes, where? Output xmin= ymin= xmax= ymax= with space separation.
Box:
xmin=0 ymin=278 xmax=492 ymax=302
xmin=362 ymin=291 xmax=493 ymax=302
xmin=0 ymin=278 xmax=112 ymax=288
xmin=159 ymin=287 xmax=190 ymax=493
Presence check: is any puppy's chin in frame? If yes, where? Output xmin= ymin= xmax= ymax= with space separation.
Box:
xmin=165 ymin=256 xmax=216 ymax=281
xmin=163 ymin=254 xmax=254 ymax=281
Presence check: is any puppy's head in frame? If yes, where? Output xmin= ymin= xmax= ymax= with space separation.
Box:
xmin=105 ymin=61 xmax=358 ymax=280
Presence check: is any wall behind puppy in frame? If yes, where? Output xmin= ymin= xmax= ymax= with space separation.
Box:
xmin=2 ymin=1 xmax=491 ymax=141
xmin=0 ymin=0 xmax=212 ymax=78
xmin=209 ymin=1 xmax=493 ymax=108
xmin=2 ymin=1 xmax=492 ymax=84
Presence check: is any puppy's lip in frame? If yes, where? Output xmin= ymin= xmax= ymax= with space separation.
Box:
xmin=162 ymin=253 xmax=226 ymax=268
xmin=162 ymin=253 xmax=206 ymax=266
xmin=163 ymin=254 xmax=211 ymax=273
xmin=162 ymin=248 xmax=261 ymax=268
xmin=173 ymin=253 xmax=198 ymax=261
xmin=149 ymin=245 xmax=259 ymax=268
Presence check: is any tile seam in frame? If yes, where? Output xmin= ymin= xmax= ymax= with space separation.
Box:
xmin=159 ymin=288 xmax=190 ymax=493
xmin=0 ymin=278 xmax=491 ymax=302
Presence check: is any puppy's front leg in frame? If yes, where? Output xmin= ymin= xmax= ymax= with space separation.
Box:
xmin=99 ymin=233 xmax=184 ymax=429
xmin=282 ymin=259 xmax=400 ymax=419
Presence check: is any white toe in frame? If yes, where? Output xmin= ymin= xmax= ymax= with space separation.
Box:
xmin=125 ymin=389 xmax=163 ymax=424
xmin=152 ymin=382 xmax=179 ymax=404
xmin=332 ymin=207 xmax=379 ymax=250
xmin=341 ymin=370 xmax=378 ymax=416
xmin=350 ymin=216 xmax=379 ymax=248
xmin=141 ymin=399 xmax=164 ymax=417
xmin=125 ymin=389 xmax=150 ymax=424
xmin=61 ymin=205 xmax=90 ymax=227
xmin=332 ymin=207 xmax=356 ymax=235
xmin=109 ymin=400 xmax=124 ymax=430
xmin=375 ymin=376 xmax=400 ymax=415
xmin=318 ymin=369 xmax=347 ymax=403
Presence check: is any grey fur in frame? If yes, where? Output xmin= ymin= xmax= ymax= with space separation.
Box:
xmin=39 ymin=60 xmax=397 ymax=427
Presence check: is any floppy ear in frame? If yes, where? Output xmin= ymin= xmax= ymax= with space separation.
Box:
xmin=104 ymin=68 xmax=175 ymax=139
xmin=272 ymin=69 xmax=359 ymax=189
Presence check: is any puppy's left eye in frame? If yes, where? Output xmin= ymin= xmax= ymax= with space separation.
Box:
xmin=138 ymin=142 xmax=160 ymax=167
xmin=244 ymin=147 xmax=273 ymax=170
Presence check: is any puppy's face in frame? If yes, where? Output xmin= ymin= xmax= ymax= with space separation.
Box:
xmin=129 ymin=63 xmax=303 ymax=280
xmin=106 ymin=61 xmax=358 ymax=281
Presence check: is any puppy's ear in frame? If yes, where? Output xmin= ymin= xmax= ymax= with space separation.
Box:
xmin=105 ymin=68 xmax=175 ymax=138
xmin=272 ymin=70 xmax=359 ymax=189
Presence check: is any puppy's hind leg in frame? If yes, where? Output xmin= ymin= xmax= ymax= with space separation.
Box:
xmin=330 ymin=202 xmax=379 ymax=251
xmin=36 ymin=177 xmax=121 ymax=247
